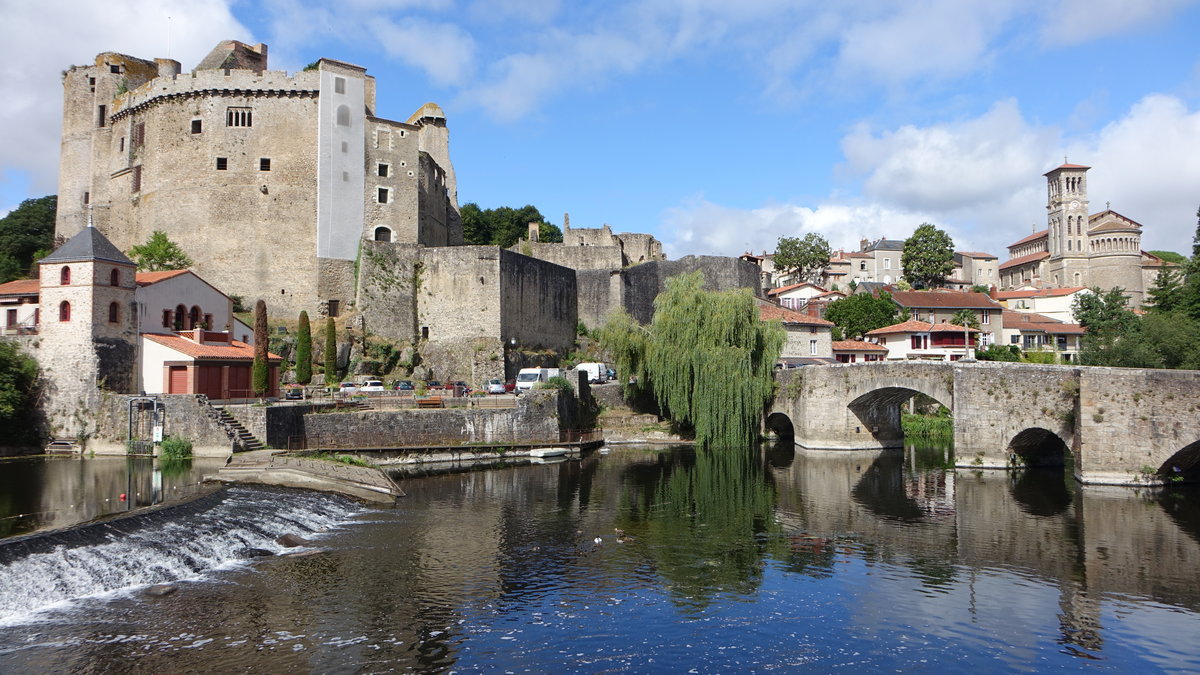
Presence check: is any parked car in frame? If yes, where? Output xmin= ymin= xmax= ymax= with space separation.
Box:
xmin=360 ymin=380 xmax=386 ymax=392
xmin=393 ymin=380 xmax=415 ymax=391
xmin=450 ymin=380 xmax=471 ymax=395
xmin=339 ymin=382 xmax=359 ymax=393
xmin=505 ymin=379 xmax=517 ymax=393
xmin=486 ymin=378 xmax=506 ymax=394
xmin=424 ymin=380 xmax=443 ymax=390
xmin=285 ymin=388 xmax=304 ymax=400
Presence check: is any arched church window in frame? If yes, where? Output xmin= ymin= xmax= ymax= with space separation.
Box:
xmin=174 ymin=304 xmax=186 ymax=331
xmin=59 ymin=301 xmax=71 ymax=322
xmin=110 ymin=269 xmax=120 ymax=286
xmin=108 ymin=302 xmax=119 ymax=323
xmin=60 ymin=266 xmax=71 ymax=285
xmin=374 ymin=227 xmax=392 ymax=242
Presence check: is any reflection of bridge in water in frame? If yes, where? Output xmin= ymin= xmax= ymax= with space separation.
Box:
xmin=764 ymin=444 xmax=1200 ymax=654
xmin=767 ymin=361 xmax=1200 ymax=485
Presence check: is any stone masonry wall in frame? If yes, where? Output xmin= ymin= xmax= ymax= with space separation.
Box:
xmin=499 ymin=249 xmax=576 ymax=352
xmin=621 ymin=256 xmax=762 ymax=324
xmin=87 ymin=394 xmax=234 ymax=456
xmin=356 ymin=241 xmax=421 ymax=342
xmin=576 ymin=268 xmax=622 ymax=331
xmin=514 ymin=241 xmax=624 ymax=271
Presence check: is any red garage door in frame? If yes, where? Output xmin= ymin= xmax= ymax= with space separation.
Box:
xmin=196 ymin=366 xmax=223 ymax=399
xmin=168 ymin=366 xmax=189 ymax=394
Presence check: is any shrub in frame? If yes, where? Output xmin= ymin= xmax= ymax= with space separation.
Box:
xmin=160 ymin=436 xmax=193 ymax=460
xmin=537 ymin=375 xmax=574 ymax=392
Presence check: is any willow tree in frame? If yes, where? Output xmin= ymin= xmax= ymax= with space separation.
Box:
xmin=600 ymin=272 xmax=784 ymax=448
xmin=295 ymin=311 xmax=313 ymax=385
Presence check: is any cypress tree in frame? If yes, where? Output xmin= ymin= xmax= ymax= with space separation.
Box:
xmin=295 ymin=311 xmax=312 ymax=385
xmin=252 ymin=300 xmax=269 ymax=397
xmin=324 ymin=316 xmax=338 ymax=386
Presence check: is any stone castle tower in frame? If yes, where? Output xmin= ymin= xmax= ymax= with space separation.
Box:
xmin=56 ymin=40 xmax=461 ymax=318
xmin=37 ymin=226 xmax=138 ymax=436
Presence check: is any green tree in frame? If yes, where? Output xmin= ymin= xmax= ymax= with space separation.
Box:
xmin=0 ymin=195 xmax=56 ymax=283
xmin=824 ymin=290 xmax=901 ymax=340
xmin=295 ymin=311 xmax=313 ymax=385
xmin=460 ymin=203 xmax=563 ymax=248
xmin=598 ymin=272 xmax=784 ymax=448
xmin=949 ymin=308 xmax=980 ymax=360
xmin=324 ymin=316 xmax=338 ymax=386
xmin=901 ymin=223 xmax=955 ymax=289
xmin=773 ymin=233 xmax=832 ymax=285
xmin=128 ymin=230 xmax=193 ymax=271
xmin=0 ymin=342 xmax=40 ymax=445
xmin=1149 ymin=250 xmax=1187 ymax=265
xmin=252 ymin=300 xmax=268 ymax=397
xmin=1147 ymin=268 xmax=1183 ymax=313
xmin=1073 ymin=287 xmax=1139 ymax=365
xmin=1180 ymin=205 xmax=1200 ymax=320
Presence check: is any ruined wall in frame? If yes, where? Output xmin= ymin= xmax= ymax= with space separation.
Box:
xmin=356 ymin=241 xmax=421 ymax=342
xmin=615 ymin=233 xmax=663 ymax=265
xmin=621 ymin=256 xmax=762 ymax=324
xmin=514 ymin=241 xmax=624 ymax=271
xmin=499 ymin=250 xmax=576 ymax=352
xmin=416 ymin=152 xmax=459 ymax=247
xmin=576 ymin=268 xmax=622 ymax=331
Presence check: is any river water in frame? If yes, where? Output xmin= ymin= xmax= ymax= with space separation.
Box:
xmin=0 ymin=444 xmax=1198 ymax=672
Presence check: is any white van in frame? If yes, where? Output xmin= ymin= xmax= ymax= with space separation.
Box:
xmin=575 ymin=362 xmax=608 ymax=384
xmin=515 ymin=367 xmax=549 ymax=392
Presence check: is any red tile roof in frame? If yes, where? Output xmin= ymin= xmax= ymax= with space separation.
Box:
xmin=135 ymin=270 xmax=191 ymax=286
xmin=994 ymin=286 xmax=1087 ymax=300
xmin=998 ymin=250 xmax=1050 ymax=271
xmin=767 ymin=281 xmax=828 ymax=296
xmin=143 ymin=333 xmax=282 ymax=361
xmin=889 ymin=290 xmax=1002 ymax=309
xmin=758 ymin=303 xmax=834 ymax=326
xmin=1002 ymin=311 xmax=1085 ymax=334
xmin=867 ymin=320 xmax=980 ymax=336
xmin=0 ymin=279 xmax=40 ymax=296
xmin=1007 ymin=229 xmax=1048 ymax=248
xmin=832 ymin=340 xmax=888 ymax=352
xmin=1043 ymin=163 xmax=1090 ymax=175
xmin=956 ymin=251 xmax=997 ymax=259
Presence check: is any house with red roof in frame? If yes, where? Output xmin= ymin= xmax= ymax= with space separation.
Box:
xmin=993 ymin=286 xmax=1090 ymax=323
xmin=0 ymin=278 xmax=41 ymax=335
xmin=758 ymin=300 xmax=835 ymax=361
xmin=1000 ymin=311 xmax=1085 ymax=361
xmin=832 ymin=340 xmax=888 ymax=363
xmin=142 ymin=329 xmax=282 ymax=398
xmin=866 ymin=320 xmax=981 ymax=361
xmin=887 ymin=289 xmax=1004 ymax=347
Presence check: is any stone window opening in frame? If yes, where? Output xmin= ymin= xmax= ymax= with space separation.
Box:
xmin=421 ymin=326 xmax=429 ymax=340
xmin=59 ymin=301 xmax=71 ymax=322
xmin=119 ymin=136 xmax=125 ymax=152
xmin=109 ymin=64 xmax=120 ymax=74
xmin=328 ymin=299 xmax=340 ymax=318
xmin=162 ymin=309 xmax=171 ymax=328
xmin=191 ymin=119 xmax=202 ymax=134
xmin=97 ymin=105 xmax=106 ymax=127
xmin=83 ymin=191 xmax=90 ymax=205
xmin=334 ymin=76 xmax=346 ymax=94
xmin=131 ymin=165 xmax=142 ymax=193
xmin=132 ymin=122 xmax=145 ymax=150
xmin=336 ymin=104 xmax=350 ymax=127
xmin=260 ymin=157 xmax=271 ymax=171
xmin=174 ymin=304 xmax=186 ymax=331
xmin=108 ymin=302 xmax=120 ymax=323
xmin=60 ymin=266 xmax=71 ymax=285
xmin=378 ymin=163 xmax=389 ymax=177
xmin=374 ymin=227 xmax=392 ymax=242
xmin=377 ymin=187 xmax=390 ymax=204
xmin=226 ymin=107 xmax=252 ymax=127
xmin=110 ymin=269 xmax=119 ymax=286
xmin=216 ymin=157 xmax=228 ymax=171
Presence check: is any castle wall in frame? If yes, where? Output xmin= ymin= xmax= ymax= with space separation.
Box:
xmin=576 ymin=268 xmax=623 ymax=331
xmin=515 ymin=241 xmax=624 ymax=271
xmin=499 ymin=250 xmax=577 ymax=353
xmin=417 ymin=246 xmax=505 ymax=381
xmin=620 ymin=256 xmax=762 ymax=324
xmin=615 ymin=233 xmax=663 ymax=265
xmin=416 ymin=153 xmax=460 ymax=246
xmin=364 ymin=118 xmax=421 ymax=245
xmin=356 ymin=241 xmax=421 ymax=343
xmin=316 ymin=62 xmax=366 ymax=263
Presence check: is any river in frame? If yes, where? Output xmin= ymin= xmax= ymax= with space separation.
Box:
xmin=0 ymin=444 xmax=1198 ymax=672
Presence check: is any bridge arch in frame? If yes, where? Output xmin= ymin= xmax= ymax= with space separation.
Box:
xmin=1156 ymin=439 xmax=1200 ymax=483
xmin=846 ymin=385 xmax=953 ymax=448
xmin=765 ymin=412 xmax=794 ymax=444
xmin=1007 ymin=427 xmax=1072 ymax=468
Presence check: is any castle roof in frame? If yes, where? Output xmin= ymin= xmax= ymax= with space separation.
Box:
xmin=40 ymin=227 xmax=134 ymax=266
xmin=998 ymin=250 xmax=1050 ymax=271
xmin=407 ymin=102 xmax=445 ymax=124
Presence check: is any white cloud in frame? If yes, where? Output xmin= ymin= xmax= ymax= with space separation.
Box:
xmin=371 ymin=18 xmax=478 ymax=87
xmin=1040 ymin=0 xmax=1199 ymax=46
xmin=0 ymin=0 xmax=248 ymax=205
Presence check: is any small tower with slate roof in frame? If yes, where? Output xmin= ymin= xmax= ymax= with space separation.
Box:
xmin=37 ymin=226 xmax=138 ymax=434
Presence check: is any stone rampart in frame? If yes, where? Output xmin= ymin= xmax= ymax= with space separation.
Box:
xmin=87 ymin=394 xmax=233 ymax=456
xmin=621 ymin=256 xmax=762 ymax=324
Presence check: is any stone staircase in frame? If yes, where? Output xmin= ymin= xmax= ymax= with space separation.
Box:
xmin=197 ymin=396 xmax=266 ymax=452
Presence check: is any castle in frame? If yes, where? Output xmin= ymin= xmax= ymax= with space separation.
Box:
xmin=57 ymin=40 xmax=459 ymax=319
xmin=998 ymin=163 xmax=1171 ymax=306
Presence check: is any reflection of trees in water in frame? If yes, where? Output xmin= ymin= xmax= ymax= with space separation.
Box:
xmin=617 ymin=447 xmax=778 ymax=611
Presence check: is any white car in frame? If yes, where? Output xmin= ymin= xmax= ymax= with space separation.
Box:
xmin=486 ymin=378 xmax=506 ymax=394
xmin=360 ymin=380 xmax=386 ymax=392
xmin=339 ymin=381 xmax=359 ymax=393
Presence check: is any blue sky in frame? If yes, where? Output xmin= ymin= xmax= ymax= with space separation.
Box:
xmin=3 ymin=0 xmax=1199 ymax=260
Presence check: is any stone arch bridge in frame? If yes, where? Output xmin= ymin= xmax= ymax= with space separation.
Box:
xmin=768 ymin=361 xmax=1200 ymax=485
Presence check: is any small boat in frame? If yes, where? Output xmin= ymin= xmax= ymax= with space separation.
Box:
xmin=529 ymin=447 xmax=567 ymax=458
